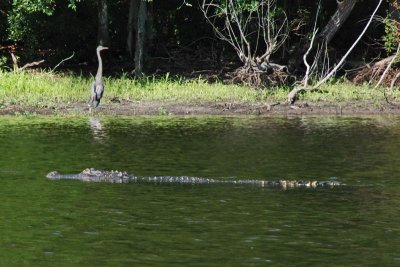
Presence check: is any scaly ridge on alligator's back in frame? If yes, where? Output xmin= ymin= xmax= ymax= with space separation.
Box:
xmin=46 ymin=168 xmax=344 ymax=188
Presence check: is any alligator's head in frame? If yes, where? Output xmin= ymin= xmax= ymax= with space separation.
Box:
xmin=46 ymin=171 xmax=62 ymax=179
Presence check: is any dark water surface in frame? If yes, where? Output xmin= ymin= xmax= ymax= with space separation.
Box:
xmin=0 ymin=115 xmax=400 ymax=266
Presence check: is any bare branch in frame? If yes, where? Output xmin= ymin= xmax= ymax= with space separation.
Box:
xmin=303 ymin=29 xmax=318 ymax=88
xmin=302 ymin=0 xmax=321 ymax=88
xmin=51 ymin=52 xmax=75 ymax=73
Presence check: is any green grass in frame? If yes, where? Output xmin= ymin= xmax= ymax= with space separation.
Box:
xmin=0 ymin=71 xmax=261 ymax=107
xmin=0 ymin=70 xmax=399 ymax=108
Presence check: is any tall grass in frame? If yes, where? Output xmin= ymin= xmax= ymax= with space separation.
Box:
xmin=0 ymin=70 xmax=398 ymax=108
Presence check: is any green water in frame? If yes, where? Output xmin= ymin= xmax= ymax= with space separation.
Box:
xmin=0 ymin=115 xmax=400 ymax=266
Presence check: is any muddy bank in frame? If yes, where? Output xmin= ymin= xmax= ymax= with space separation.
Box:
xmin=2 ymin=100 xmax=400 ymax=116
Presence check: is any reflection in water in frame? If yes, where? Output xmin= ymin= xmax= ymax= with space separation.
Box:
xmin=89 ymin=116 xmax=107 ymax=141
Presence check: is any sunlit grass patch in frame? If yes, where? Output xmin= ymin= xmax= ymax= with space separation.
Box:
xmin=0 ymin=71 xmax=262 ymax=106
xmin=0 ymin=71 xmax=399 ymax=109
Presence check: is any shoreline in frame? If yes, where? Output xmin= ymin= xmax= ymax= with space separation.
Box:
xmin=2 ymin=100 xmax=400 ymax=116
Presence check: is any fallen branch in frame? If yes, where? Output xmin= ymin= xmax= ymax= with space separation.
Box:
xmin=10 ymin=50 xmax=45 ymax=72
xmin=19 ymin=60 xmax=45 ymax=71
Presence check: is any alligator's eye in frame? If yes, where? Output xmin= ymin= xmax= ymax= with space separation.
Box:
xmin=82 ymin=168 xmax=91 ymax=174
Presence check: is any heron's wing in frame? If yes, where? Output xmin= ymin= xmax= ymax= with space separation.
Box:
xmin=95 ymin=84 xmax=104 ymax=101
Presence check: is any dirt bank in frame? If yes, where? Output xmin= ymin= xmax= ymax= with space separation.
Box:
xmin=2 ymin=100 xmax=400 ymax=116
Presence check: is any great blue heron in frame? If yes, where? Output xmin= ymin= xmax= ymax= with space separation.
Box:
xmin=89 ymin=45 xmax=108 ymax=108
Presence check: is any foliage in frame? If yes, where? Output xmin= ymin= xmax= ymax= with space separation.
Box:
xmin=7 ymin=0 xmax=85 ymax=57
xmin=383 ymin=15 xmax=400 ymax=53
xmin=383 ymin=0 xmax=400 ymax=53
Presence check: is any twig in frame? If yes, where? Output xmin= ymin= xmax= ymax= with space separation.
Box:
xmin=51 ymin=52 xmax=75 ymax=72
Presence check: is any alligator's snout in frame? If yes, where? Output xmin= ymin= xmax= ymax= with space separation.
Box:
xmin=46 ymin=171 xmax=60 ymax=179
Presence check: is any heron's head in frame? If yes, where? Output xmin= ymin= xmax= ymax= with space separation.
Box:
xmin=97 ymin=45 xmax=109 ymax=52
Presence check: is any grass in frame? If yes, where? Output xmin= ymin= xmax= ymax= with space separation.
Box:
xmin=0 ymin=70 xmax=399 ymax=109
xmin=0 ymin=70 xmax=261 ymax=107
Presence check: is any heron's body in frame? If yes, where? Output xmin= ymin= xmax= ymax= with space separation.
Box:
xmin=89 ymin=46 xmax=108 ymax=108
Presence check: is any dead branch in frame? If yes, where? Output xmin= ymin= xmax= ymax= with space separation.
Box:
xmin=11 ymin=51 xmax=44 ymax=71
xmin=20 ymin=60 xmax=45 ymax=71
xmin=302 ymin=0 xmax=321 ymax=89
xmin=51 ymin=52 xmax=75 ymax=72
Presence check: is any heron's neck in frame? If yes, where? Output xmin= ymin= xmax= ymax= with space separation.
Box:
xmin=95 ymin=49 xmax=103 ymax=81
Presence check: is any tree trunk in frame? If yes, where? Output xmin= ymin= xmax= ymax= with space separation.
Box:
xmin=319 ymin=0 xmax=357 ymax=45
xmin=389 ymin=2 xmax=400 ymax=21
xmin=97 ymin=0 xmax=110 ymax=46
xmin=126 ymin=0 xmax=139 ymax=58
xmin=135 ymin=0 xmax=147 ymax=75
xmin=146 ymin=1 xmax=154 ymax=50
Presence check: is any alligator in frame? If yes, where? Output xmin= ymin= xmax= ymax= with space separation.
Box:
xmin=46 ymin=168 xmax=344 ymax=189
